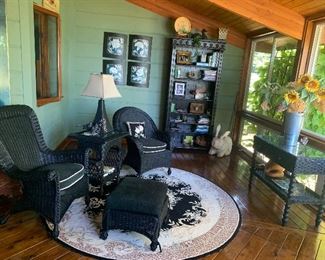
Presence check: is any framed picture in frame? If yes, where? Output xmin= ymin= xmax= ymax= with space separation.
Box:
xmin=127 ymin=62 xmax=150 ymax=88
xmin=102 ymin=60 xmax=125 ymax=85
xmin=128 ymin=35 xmax=152 ymax=62
xmin=174 ymin=81 xmax=186 ymax=96
xmin=189 ymin=102 xmax=205 ymax=114
xmin=103 ymin=32 xmax=127 ymax=59
xmin=176 ymin=50 xmax=192 ymax=65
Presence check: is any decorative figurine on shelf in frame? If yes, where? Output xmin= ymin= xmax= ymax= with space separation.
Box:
xmin=209 ymin=124 xmax=233 ymax=157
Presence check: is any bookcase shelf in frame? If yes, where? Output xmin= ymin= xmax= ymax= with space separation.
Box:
xmin=165 ymin=38 xmax=226 ymax=150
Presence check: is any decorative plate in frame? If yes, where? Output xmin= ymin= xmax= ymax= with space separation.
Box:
xmin=174 ymin=17 xmax=191 ymax=36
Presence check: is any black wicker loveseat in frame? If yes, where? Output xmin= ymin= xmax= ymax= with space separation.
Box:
xmin=0 ymin=105 xmax=89 ymax=238
xmin=113 ymin=106 xmax=172 ymax=175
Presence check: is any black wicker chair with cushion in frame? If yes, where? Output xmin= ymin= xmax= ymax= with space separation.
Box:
xmin=112 ymin=106 xmax=172 ymax=175
xmin=0 ymin=105 xmax=89 ymax=238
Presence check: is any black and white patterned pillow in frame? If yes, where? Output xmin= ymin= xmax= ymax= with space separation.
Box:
xmin=126 ymin=121 xmax=146 ymax=138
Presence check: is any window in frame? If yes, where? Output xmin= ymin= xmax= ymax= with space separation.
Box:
xmin=244 ymin=35 xmax=298 ymax=122
xmin=33 ymin=5 xmax=61 ymax=106
xmin=304 ymin=22 xmax=325 ymax=137
xmin=238 ymin=34 xmax=299 ymax=155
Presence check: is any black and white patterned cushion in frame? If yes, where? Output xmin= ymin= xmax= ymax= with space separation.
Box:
xmin=126 ymin=121 xmax=146 ymax=138
xmin=140 ymin=138 xmax=167 ymax=154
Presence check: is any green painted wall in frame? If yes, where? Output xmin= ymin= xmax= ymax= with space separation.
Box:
xmin=6 ymin=0 xmax=70 ymax=148
xmin=0 ymin=0 xmax=10 ymax=106
xmin=65 ymin=0 xmax=173 ymax=132
xmin=215 ymin=45 xmax=244 ymax=133
xmin=4 ymin=0 xmax=243 ymax=146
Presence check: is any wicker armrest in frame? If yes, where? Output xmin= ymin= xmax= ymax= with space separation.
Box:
xmin=10 ymin=168 xmax=57 ymax=183
xmin=42 ymin=148 xmax=91 ymax=168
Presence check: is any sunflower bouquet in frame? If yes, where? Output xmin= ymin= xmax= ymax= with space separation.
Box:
xmin=261 ymin=74 xmax=325 ymax=114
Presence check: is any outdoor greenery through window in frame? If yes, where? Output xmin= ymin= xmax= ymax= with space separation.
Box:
xmin=245 ymin=35 xmax=298 ymax=121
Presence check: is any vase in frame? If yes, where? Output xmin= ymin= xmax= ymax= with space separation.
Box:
xmin=283 ymin=111 xmax=304 ymax=146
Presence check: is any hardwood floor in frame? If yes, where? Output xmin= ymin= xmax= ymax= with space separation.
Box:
xmin=0 ymin=151 xmax=324 ymax=259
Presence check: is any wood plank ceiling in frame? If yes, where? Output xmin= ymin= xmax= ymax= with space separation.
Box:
xmin=127 ymin=0 xmax=325 ymax=49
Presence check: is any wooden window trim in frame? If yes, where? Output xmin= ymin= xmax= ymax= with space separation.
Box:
xmin=296 ymin=14 xmax=325 ymax=76
xmin=34 ymin=4 xmax=62 ymax=107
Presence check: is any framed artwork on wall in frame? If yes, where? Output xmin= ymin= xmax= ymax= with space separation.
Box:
xmin=174 ymin=81 xmax=186 ymax=96
xmin=103 ymin=32 xmax=127 ymax=59
xmin=102 ymin=60 xmax=125 ymax=85
xmin=128 ymin=35 xmax=152 ymax=62
xmin=127 ymin=62 xmax=150 ymax=88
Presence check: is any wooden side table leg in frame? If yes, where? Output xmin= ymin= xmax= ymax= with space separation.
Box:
xmin=282 ymin=173 xmax=295 ymax=226
xmin=316 ymin=205 xmax=324 ymax=227
xmin=282 ymin=201 xmax=291 ymax=226
xmin=249 ymin=151 xmax=257 ymax=191
xmin=316 ymin=180 xmax=325 ymax=227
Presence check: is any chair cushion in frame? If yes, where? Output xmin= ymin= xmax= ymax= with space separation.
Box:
xmin=126 ymin=121 xmax=146 ymax=138
xmin=139 ymin=138 xmax=167 ymax=154
xmin=108 ymin=177 xmax=168 ymax=216
xmin=37 ymin=163 xmax=85 ymax=191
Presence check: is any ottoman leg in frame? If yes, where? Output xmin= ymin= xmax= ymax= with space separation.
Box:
xmin=100 ymin=229 xmax=108 ymax=240
xmin=150 ymin=240 xmax=162 ymax=252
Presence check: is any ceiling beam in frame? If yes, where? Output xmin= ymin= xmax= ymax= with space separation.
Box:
xmin=208 ymin=0 xmax=305 ymax=40
xmin=127 ymin=0 xmax=247 ymax=48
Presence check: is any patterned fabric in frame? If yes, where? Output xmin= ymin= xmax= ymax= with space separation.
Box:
xmin=56 ymin=167 xmax=241 ymax=260
xmin=126 ymin=121 xmax=146 ymax=138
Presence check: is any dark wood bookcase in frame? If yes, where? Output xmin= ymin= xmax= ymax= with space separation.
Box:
xmin=165 ymin=38 xmax=226 ymax=150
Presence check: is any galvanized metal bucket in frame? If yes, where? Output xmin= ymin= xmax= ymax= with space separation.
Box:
xmin=283 ymin=112 xmax=304 ymax=146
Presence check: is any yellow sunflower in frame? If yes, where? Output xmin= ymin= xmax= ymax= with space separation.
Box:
xmin=316 ymin=88 xmax=325 ymax=101
xmin=304 ymin=79 xmax=320 ymax=93
xmin=297 ymin=74 xmax=312 ymax=85
xmin=284 ymin=90 xmax=299 ymax=103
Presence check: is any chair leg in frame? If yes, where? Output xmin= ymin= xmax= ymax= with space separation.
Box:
xmin=167 ymin=168 xmax=172 ymax=175
xmin=52 ymin=223 xmax=59 ymax=238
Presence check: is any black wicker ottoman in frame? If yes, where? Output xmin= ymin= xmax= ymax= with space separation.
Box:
xmin=100 ymin=177 xmax=169 ymax=252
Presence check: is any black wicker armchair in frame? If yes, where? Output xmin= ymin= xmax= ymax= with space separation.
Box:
xmin=113 ymin=106 xmax=172 ymax=175
xmin=0 ymin=105 xmax=89 ymax=238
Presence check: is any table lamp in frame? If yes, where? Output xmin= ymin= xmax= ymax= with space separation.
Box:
xmin=82 ymin=73 xmax=121 ymax=135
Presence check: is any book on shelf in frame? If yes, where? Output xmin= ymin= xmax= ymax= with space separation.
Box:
xmin=196 ymin=62 xmax=210 ymax=67
xmin=202 ymin=70 xmax=216 ymax=81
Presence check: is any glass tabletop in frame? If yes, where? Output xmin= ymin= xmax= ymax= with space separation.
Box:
xmin=256 ymin=132 xmax=325 ymax=158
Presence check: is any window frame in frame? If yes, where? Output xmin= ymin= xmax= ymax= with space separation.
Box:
xmin=234 ymin=17 xmax=325 ymax=151
xmin=33 ymin=4 xmax=62 ymax=107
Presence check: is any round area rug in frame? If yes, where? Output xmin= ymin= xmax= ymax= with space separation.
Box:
xmin=57 ymin=167 xmax=241 ymax=259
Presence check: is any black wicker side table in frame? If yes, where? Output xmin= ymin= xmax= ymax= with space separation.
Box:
xmin=249 ymin=133 xmax=325 ymax=227
xmin=69 ymin=131 xmax=128 ymax=212
xmin=100 ymin=177 xmax=169 ymax=252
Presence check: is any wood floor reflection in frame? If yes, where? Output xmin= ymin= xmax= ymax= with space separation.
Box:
xmin=1 ymin=150 xmax=324 ymax=259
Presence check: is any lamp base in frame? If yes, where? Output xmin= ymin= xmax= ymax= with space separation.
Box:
xmin=89 ymin=99 xmax=113 ymax=136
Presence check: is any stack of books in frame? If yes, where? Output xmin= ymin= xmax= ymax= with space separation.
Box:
xmin=203 ymin=70 xmax=216 ymax=81
xmin=194 ymin=125 xmax=209 ymax=134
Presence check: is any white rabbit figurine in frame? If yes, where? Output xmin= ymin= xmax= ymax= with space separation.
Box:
xmin=209 ymin=124 xmax=233 ymax=157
